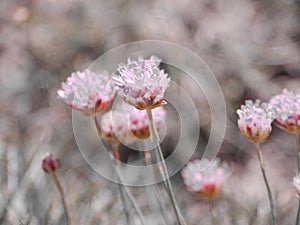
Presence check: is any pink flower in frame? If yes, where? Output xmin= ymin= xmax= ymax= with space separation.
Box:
xmin=42 ymin=153 xmax=60 ymax=173
xmin=181 ymin=158 xmax=230 ymax=199
xmin=113 ymin=56 xmax=170 ymax=110
xmin=269 ymin=89 xmax=300 ymax=133
xmin=57 ymin=69 xmax=115 ymax=115
xmin=237 ymin=100 xmax=274 ymax=143
xmin=101 ymin=105 xmax=166 ymax=144
xmin=100 ymin=110 xmax=134 ymax=146
xmin=129 ymin=106 xmax=166 ymax=139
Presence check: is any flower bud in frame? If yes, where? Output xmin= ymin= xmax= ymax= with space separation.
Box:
xmin=42 ymin=153 xmax=60 ymax=173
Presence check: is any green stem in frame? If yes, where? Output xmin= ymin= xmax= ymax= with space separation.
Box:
xmin=146 ymin=108 xmax=187 ymax=225
xmin=255 ymin=142 xmax=277 ymax=225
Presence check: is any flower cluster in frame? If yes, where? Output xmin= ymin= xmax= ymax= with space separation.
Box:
xmin=237 ymin=100 xmax=275 ymax=143
xmin=57 ymin=69 xmax=115 ymax=115
xmin=42 ymin=153 xmax=60 ymax=173
xmin=181 ymin=158 xmax=230 ymax=200
xmin=113 ymin=56 xmax=170 ymax=110
xmin=269 ymin=89 xmax=300 ymax=133
xmin=101 ymin=105 xmax=166 ymax=145
xmin=129 ymin=106 xmax=166 ymax=139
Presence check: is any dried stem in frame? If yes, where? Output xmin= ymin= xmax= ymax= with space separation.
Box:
xmin=146 ymin=108 xmax=187 ymax=225
xmin=51 ymin=172 xmax=70 ymax=225
xmin=295 ymin=133 xmax=300 ymax=225
xmin=254 ymin=142 xmax=277 ymax=225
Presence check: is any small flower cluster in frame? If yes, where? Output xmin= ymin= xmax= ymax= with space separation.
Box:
xmin=101 ymin=105 xmax=166 ymax=146
xmin=57 ymin=69 xmax=115 ymax=115
xmin=113 ymin=56 xmax=170 ymax=110
xmin=181 ymin=158 xmax=230 ymax=200
xmin=237 ymin=100 xmax=274 ymax=143
xmin=269 ymin=89 xmax=300 ymax=133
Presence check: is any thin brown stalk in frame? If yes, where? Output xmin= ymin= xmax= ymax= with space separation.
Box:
xmin=254 ymin=142 xmax=277 ymax=225
xmin=52 ymin=172 xmax=70 ymax=225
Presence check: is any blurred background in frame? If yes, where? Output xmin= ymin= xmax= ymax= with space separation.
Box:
xmin=1 ymin=0 xmax=300 ymax=224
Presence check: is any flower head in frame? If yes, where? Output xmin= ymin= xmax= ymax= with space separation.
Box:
xmin=269 ymin=89 xmax=300 ymax=133
xmin=129 ymin=106 xmax=166 ymax=139
xmin=42 ymin=153 xmax=60 ymax=173
xmin=293 ymin=173 xmax=300 ymax=198
xmin=237 ymin=100 xmax=274 ymax=143
xmin=181 ymin=158 xmax=230 ymax=200
xmin=100 ymin=109 xmax=135 ymax=146
xmin=57 ymin=69 xmax=115 ymax=115
xmin=113 ymin=56 xmax=170 ymax=110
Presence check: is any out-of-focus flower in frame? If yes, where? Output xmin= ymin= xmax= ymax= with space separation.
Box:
xmin=113 ymin=56 xmax=170 ymax=110
xmin=101 ymin=105 xmax=166 ymax=144
xmin=101 ymin=110 xmax=134 ymax=146
xmin=293 ymin=173 xmax=300 ymax=198
xmin=181 ymin=158 xmax=230 ymax=200
xmin=237 ymin=100 xmax=274 ymax=143
xmin=129 ymin=106 xmax=166 ymax=139
xmin=42 ymin=153 xmax=60 ymax=173
xmin=269 ymin=89 xmax=300 ymax=133
xmin=57 ymin=69 xmax=115 ymax=115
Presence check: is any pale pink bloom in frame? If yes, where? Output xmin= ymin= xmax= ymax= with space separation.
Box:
xmin=100 ymin=110 xmax=134 ymax=146
xmin=101 ymin=104 xmax=166 ymax=144
xmin=42 ymin=153 xmax=60 ymax=174
xmin=293 ymin=173 xmax=300 ymax=198
xmin=113 ymin=56 xmax=170 ymax=110
xmin=237 ymin=100 xmax=274 ymax=143
xmin=129 ymin=106 xmax=166 ymax=139
xmin=57 ymin=69 xmax=115 ymax=115
xmin=181 ymin=158 xmax=230 ymax=199
xmin=269 ymin=89 xmax=300 ymax=133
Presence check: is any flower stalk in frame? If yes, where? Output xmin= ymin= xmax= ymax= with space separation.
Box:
xmin=295 ymin=133 xmax=300 ymax=225
xmin=146 ymin=108 xmax=187 ymax=225
xmin=93 ymin=114 xmax=146 ymax=225
xmin=51 ymin=171 xmax=70 ymax=225
xmin=255 ymin=143 xmax=277 ymax=225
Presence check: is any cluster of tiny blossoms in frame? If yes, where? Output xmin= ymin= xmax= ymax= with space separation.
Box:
xmin=101 ymin=105 xmax=166 ymax=146
xmin=113 ymin=56 xmax=170 ymax=110
xmin=181 ymin=158 xmax=230 ymax=200
xmin=57 ymin=69 xmax=115 ymax=115
xmin=269 ymin=89 xmax=300 ymax=133
xmin=57 ymin=56 xmax=170 ymax=147
xmin=237 ymin=100 xmax=275 ymax=143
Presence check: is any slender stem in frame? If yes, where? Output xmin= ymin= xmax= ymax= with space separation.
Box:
xmin=111 ymin=145 xmax=131 ymax=225
xmin=254 ymin=142 xmax=277 ymax=225
xmin=146 ymin=109 xmax=187 ymax=225
xmin=140 ymin=141 xmax=172 ymax=225
xmin=294 ymin=133 xmax=300 ymax=225
xmin=93 ymin=114 xmax=146 ymax=225
xmin=209 ymin=200 xmax=217 ymax=225
xmin=108 ymin=153 xmax=146 ymax=225
xmin=52 ymin=172 xmax=70 ymax=225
